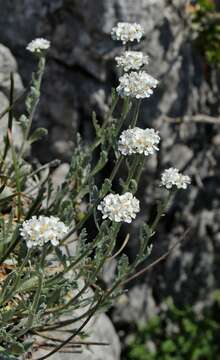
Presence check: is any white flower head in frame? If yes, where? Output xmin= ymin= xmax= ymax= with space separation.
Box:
xmin=98 ymin=192 xmax=140 ymax=223
xmin=26 ymin=38 xmax=50 ymax=53
xmin=20 ymin=216 xmax=69 ymax=248
xmin=111 ymin=22 xmax=144 ymax=44
xmin=115 ymin=51 xmax=149 ymax=72
xmin=117 ymin=71 xmax=158 ymax=99
xmin=118 ymin=127 xmax=160 ymax=156
xmin=161 ymin=168 xmax=191 ymax=190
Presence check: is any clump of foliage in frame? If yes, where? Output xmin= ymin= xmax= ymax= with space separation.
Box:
xmin=189 ymin=0 xmax=220 ymax=65
xmin=126 ymin=294 xmax=220 ymax=360
xmin=0 ymin=25 xmax=191 ymax=359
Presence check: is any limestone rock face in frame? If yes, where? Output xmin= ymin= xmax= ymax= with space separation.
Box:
xmin=0 ymin=0 xmax=218 ymax=161
xmin=0 ymin=44 xmax=24 ymax=151
xmin=0 ymin=92 xmax=23 ymax=150
xmin=0 ymin=44 xmax=23 ymax=98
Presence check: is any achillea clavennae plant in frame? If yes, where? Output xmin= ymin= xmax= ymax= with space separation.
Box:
xmin=0 ymin=27 xmax=191 ymax=359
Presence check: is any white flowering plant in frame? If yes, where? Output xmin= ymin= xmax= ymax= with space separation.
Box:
xmin=0 ymin=30 xmax=190 ymax=359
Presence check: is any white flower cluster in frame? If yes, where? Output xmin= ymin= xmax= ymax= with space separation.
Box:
xmin=26 ymin=38 xmax=50 ymax=53
xmin=98 ymin=192 xmax=140 ymax=223
xmin=111 ymin=22 xmax=144 ymax=44
xmin=118 ymin=127 xmax=160 ymax=156
xmin=20 ymin=216 xmax=69 ymax=248
xmin=115 ymin=51 xmax=149 ymax=72
xmin=111 ymin=23 xmax=158 ymax=99
xmin=161 ymin=168 xmax=191 ymax=190
xmin=117 ymin=71 xmax=158 ymax=99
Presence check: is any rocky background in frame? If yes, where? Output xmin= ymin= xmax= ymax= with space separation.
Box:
xmin=0 ymin=0 xmax=220 ymax=357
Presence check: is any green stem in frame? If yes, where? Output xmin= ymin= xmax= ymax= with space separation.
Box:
xmin=61 ymin=153 xmax=124 ymax=244
xmin=46 ymin=247 xmax=94 ymax=287
xmin=19 ymin=56 xmax=46 ymax=158
xmin=9 ymin=132 xmax=22 ymax=221
xmin=15 ymin=273 xmax=44 ymax=338
xmin=1 ymin=249 xmax=31 ymax=304
xmin=0 ymin=73 xmax=14 ymax=170
xmin=109 ymin=155 xmax=123 ymax=182
xmin=35 ymin=294 xmax=104 ymax=360
xmin=0 ymin=84 xmax=29 ymax=121
xmin=52 ymin=223 xmax=120 ymax=313
xmin=134 ymin=154 xmax=145 ymax=187
xmin=0 ymin=226 xmax=20 ymax=264
xmin=122 ymin=154 xmax=145 ymax=193
xmin=55 ymin=97 xmax=130 ymax=213
xmin=90 ymin=92 xmax=119 ymax=152
xmin=116 ymin=97 xmax=131 ymax=135
xmin=150 ymin=190 xmax=174 ymax=234
xmin=130 ymin=99 xmax=141 ymax=128
xmin=14 ymin=248 xmax=46 ymax=338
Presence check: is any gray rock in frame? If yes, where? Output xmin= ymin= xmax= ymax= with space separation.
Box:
xmin=0 ymin=43 xmax=24 ymax=153
xmin=52 ymin=163 xmax=70 ymax=189
xmin=0 ymin=43 xmax=23 ymax=97
xmin=0 ymin=91 xmax=23 ymax=150
xmin=31 ymin=313 xmax=120 ymax=360
xmin=0 ymin=0 xmax=218 ymax=160
xmin=113 ymin=285 xmax=157 ymax=325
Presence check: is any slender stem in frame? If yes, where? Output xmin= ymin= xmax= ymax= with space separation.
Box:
xmin=61 ymin=153 xmax=124 ymax=244
xmin=116 ymin=97 xmax=131 ymax=135
xmin=130 ymin=99 xmax=141 ymax=128
xmin=33 ymin=331 xmax=109 ymax=346
xmin=122 ymin=154 xmax=145 ymax=193
xmin=0 ymin=86 xmax=29 ymax=121
xmin=109 ymin=155 xmax=123 ymax=182
xmin=35 ymin=295 xmax=104 ymax=360
xmin=51 ymin=223 xmax=120 ymax=314
xmin=19 ymin=56 xmax=46 ymax=158
xmin=45 ymin=247 xmax=93 ymax=286
xmin=102 ymin=93 xmax=119 ymax=129
xmin=15 ymin=273 xmax=44 ymax=338
xmin=43 ymin=267 xmax=124 ymax=355
xmin=90 ymin=93 xmax=119 ymax=152
xmin=134 ymin=155 xmax=145 ymax=186
xmin=21 ymin=160 xmax=59 ymax=182
xmin=14 ymin=248 xmax=46 ymax=338
xmin=150 ymin=191 xmax=174 ymax=233
xmin=0 ymin=73 xmax=14 ymax=171
xmin=122 ymin=229 xmax=190 ymax=285
xmin=8 ymin=131 xmax=22 ymax=221
xmin=38 ymin=305 xmax=95 ymax=331
xmin=0 ymin=249 xmax=31 ymax=304
xmin=56 ymin=97 xmax=130 ymax=227
xmin=0 ymin=226 xmax=20 ymax=264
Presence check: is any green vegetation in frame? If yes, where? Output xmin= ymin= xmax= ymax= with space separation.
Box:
xmin=126 ymin=294 xmax=220 ymax=360
xmin=191 ymin=0 xmax=220 ymax=65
